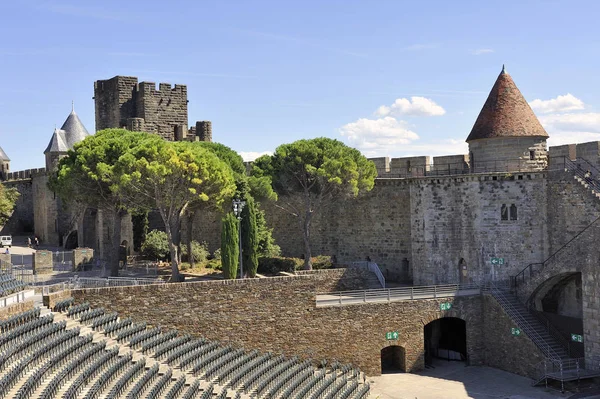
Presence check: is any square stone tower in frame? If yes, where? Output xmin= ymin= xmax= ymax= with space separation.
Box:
xmin=93 ymin=76 xmax=189 ymax=140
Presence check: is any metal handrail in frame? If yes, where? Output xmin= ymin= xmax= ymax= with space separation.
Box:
xmin=317 ymin=283 xmax=481 ymax=306
xmin=349 ymin=261 xmax=386 ymax=288
xmin=530 ymin=309 xmax=584 ymax=359
xmin=375 ymin=158 xmax=547 ymax=179
xmin=487 ymin=282 xmax=562 ymax=361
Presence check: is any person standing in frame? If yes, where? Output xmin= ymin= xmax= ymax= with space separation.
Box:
xmin=34 ymin=237 xmax=39 ymax=249
xmin=27 ymin=237 xmax=31 ymax=248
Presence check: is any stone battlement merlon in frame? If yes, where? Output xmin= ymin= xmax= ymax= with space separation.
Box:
xmin=136 ymin=81 xmax=187 ymax=95
xmin=1 ymin=168 xmax=46 ymax=182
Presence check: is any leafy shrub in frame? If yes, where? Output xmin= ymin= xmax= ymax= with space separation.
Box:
xmin=141 ymin=230 xmax=170 ymax=260
xmin=212 ymin=248 xmax=221 ymax=261
xmin=310 ymin=255 xmax=334 ymax=270
xmin=181 ymin=241 xmax=209 ymax=263
xmin=257 ymin=257 xmax=298 ymax=275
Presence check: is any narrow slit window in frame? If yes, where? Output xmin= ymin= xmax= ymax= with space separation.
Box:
xmin=529 ymin=150 xmax=535 ymax=160
xmin=501 ymin=204 xmax=508 ymax=221
xmin=510 ymin=204 xmax=517 ymax=220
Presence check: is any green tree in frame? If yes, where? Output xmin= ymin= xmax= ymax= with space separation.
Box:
xmin=140 ymin=229 xmax=170 ymax=260
xmin=252 ymin=138 xmax=377 ymax=269
xmin=132 ymin=211 xmax=149 ymax=252
xmin=123 ymin=140 xmax=236 ymax=281
xmin=186 ymin=142 xmax=277 ymax=272
xmin=241 ymin=196 xmax=259 ymax=277
xmin=221 ymin=212 xmax=239 ymax=279
xmin=182 ymin=142 xmax=246 ymax=269
xmin=51 ymin=129 xmax=152 ymax=276
xmin=0 ymin=184 xmax=19 ymax=226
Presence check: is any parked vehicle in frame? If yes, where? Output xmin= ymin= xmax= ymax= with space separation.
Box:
xmin=0 ymin=236 xmax=12 ymax=248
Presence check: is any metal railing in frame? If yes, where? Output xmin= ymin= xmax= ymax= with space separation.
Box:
xmin=350 ymin=261 xmax=385 ymax=288
xmin=530 ymin=309 xmax=584 ymax=359
xmin=533 ymin=356 xmax=600 ymax=390
xmin=486 ymin=282 xmax=562 ymax=361
xmin=376 ymin=158 xmax=546 ymax=179
xmin=316 ymin=283 xmax=480 ymax=306
xmin=71 ymin=276 xmax=165 ymax=289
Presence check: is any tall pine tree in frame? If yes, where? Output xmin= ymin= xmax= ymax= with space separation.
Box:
xmin=221 ymin=212 xmax=239 ymax=279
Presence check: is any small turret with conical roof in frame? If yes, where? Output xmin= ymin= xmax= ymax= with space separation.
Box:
xmin=467 ymin=66 xmax=548 ymax=172
xmin=44 ymin=103 xmax=90 ymax=171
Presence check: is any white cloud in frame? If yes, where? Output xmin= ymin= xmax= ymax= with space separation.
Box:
xmin=530 ymin=94 xmax=585 ymax=114
xmin=375 ymin=97 xmax=446 ymax=117
xmin=339 ymin=117 xmax=419 ymax=155
xmin=471 ymin=48 xmax=494 ymax=55
xmin=539 ymin=112 xmax=600 ymax=133
xmin=239 ymin=151 xmax=272 ymax=162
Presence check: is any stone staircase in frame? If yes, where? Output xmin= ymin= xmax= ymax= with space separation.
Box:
xmin=1 ymin=305 xmax=241 ymax=399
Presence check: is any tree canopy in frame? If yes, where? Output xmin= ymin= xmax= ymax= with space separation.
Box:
xmin=51 ymin=129 xmax=155 ymax=275
xmin=252 ymin=137 xmax=376 ymax=269
xmin=122 ymin=139 xmax=236 ymax=281
xmin=0 ymin=184 xmax=19 ymax=226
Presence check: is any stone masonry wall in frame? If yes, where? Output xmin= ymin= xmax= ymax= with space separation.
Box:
xmin=136 ymin=82 xmax=188 ymax=140
xmin=482 ymin=295 xmax=545 ymax=378
xmin=469 ymin=137 xmax=548 ymax=172
xmin=0 ymin=300 xmax=34 ymax=320
xmin=70 ymin=276 xmax=485 ymax=376
xmin=260 ymin=180 xmax=413 ymax=282
xmin=410 ymin=173 xmax=548 ymax=285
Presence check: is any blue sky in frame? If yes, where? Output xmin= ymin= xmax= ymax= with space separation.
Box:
xmin=1 ymin=0 xmax=600 ymax=171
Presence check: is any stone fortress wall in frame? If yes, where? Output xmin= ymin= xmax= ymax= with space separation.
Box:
xmin=43 ymin=269 xmax=545 ymax=377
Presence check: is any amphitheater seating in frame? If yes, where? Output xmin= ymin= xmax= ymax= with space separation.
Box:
xmin=0 ymin=302 xmax=371 ymax=398
xmin=0 ymin=273 xmax=26 ymax=298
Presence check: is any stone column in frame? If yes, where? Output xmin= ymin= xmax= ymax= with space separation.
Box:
xmin=72 ymin=248 xmax=94 ymax=271
xmin=33 ymin=250 xmax=53 ymax=274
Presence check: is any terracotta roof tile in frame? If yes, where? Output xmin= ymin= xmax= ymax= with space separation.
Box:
xmin=466 ymin=67 xmax=548 ymax=142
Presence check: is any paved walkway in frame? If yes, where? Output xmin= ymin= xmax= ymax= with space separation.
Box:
xmin=369 ymin=360 xmax=569 ymax=399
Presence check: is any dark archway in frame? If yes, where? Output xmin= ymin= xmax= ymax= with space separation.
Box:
xmin=381 ymin=346 xmax=406 ymax=373
xmin=64 ymin=230 xmax=78 ymax=250
xmin=529 ymin=272 xmax=583 ymax=357
xmin=424 ymin=317 xmax=467 ymax=366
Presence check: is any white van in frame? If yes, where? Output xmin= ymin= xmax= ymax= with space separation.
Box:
xmin=0 ymin=236 xmax=12 ymax=248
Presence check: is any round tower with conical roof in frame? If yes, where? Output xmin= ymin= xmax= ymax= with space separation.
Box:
xmin=466 ymin=66 xmax=548 ymax=172
xmin=44 ymin=104 xmax=90 ymax=171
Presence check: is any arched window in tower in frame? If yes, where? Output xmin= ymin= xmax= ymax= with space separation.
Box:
xmin=510 ymin=204 xmax=518 ymax=220
xmin=501 ymin=204 xmax=508 ymax=221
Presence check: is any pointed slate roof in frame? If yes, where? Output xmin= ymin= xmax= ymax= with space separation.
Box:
xmin=44 ymin=128 xmax=70 ymax=154
xmin=60 ymin=105 xmax=90 ymax=149
xmin=44 ymin=104 xmax=91 ymax=154
xmin=466 ymin=66 xmax=548 ymax=142
xmin=0 ymin=146 xmax=9 ymax=161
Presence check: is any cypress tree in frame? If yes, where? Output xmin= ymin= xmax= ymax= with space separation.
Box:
xmin=241 ymin=196 xmax=259 ymax=277
xmin=221 ymin=212 xmax=239 ymax=279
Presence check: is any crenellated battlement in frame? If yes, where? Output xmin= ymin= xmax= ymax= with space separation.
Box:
xmin=1 ymin=168 xmax=46 ymax=182
xmin=136 ymin=81 xmax=187 ymax=95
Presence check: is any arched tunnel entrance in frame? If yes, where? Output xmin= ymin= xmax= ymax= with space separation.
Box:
xmin=424 ymin=317 xmax=467 ymax=367
xmin=381 ymin=346 xmax=406 ymax=374
xmin=530 ymin=272 xmax=583 ymax=356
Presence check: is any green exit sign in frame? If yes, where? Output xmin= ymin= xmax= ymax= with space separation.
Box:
xmin=571 ymin=334 xmax=583 ymax=343
xmin=386 ymin=331 xmax=399 ymax=340
xmin=490 ymin=257 xmax=505 ymax=265
xmin=440 ymin=303 xmax=452 ymax=311
xmin=511 ymin=327 xmax=521 ymax=336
